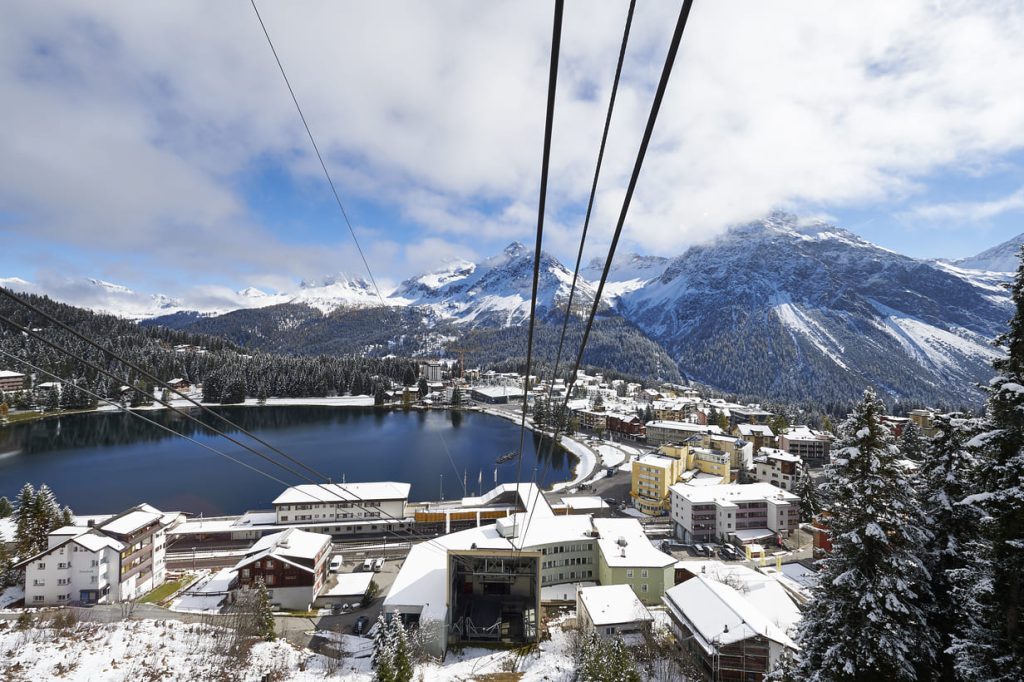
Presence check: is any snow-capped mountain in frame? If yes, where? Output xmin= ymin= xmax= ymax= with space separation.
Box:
xmin=582 ymin=252 xmax=671 ymax=300
xmin=618 ymin=212 xmax=1010 ymax=404
xmin=392 ymin=242 xmax=597 ymax=326
xmin=951 ymin=232 xmax=1024 ymax=273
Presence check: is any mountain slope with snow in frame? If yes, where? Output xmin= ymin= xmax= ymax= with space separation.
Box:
xmin=952 ymin=232 xmax=1024 ymax=273
xmin=619 ymin=212 xmax=1010 ymax=405
xmin=392 ymin=242 xmax=597 ymax=326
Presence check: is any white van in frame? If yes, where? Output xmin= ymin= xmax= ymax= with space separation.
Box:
xmin=373 ymin=557 xmax=385 ymax=572
xmin=329 ymin=555 xmax=344 ymax=574
xmin=362 ymin=558 xmax=375 ymax=572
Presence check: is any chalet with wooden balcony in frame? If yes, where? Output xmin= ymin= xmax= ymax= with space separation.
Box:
xmin=233 ymin=528 xmax=331 ymax=610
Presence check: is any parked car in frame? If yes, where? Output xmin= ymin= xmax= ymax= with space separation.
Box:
xmin=362 ymin=558 xmax=374 ymax=571
xmin=373 ymin=557 xmax=385 ymax=572
xmin=353 ymin=616 xmax=370 ymax=635
xmin=603 ymin=498 xmax=618 ymax=507
xmin=329 ymin=555 xmax=344 ymax=573
xmin=692 ymin=543 xmax=705 ymax=556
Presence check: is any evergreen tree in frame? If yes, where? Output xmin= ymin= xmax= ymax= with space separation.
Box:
xmin=372 ymin=611 xmax=396 ymax=682
xmin=0 ymin=541 xmax=17 ymax=588
xmin=402 ymin=367 xmax=416 ymax=387
xmin=918 ymin=413 xmax=988 ymax=682
xmin=0 ymin=496 xmax=12 ymax=518
xmin=221 ymin=376 xmax=247 ymax=404
xmin=450 ymin=385 xmax=461 ymax=407
xmin=60 ymin=505 xmax=74 ymax=527
xmin=795 ymin=387 xmax=936 ymax=681
xmin=13 ymin=482 xmax=35 ymax=557
xmin=389 ymin=613 xmax=413 ymax=682
xmin=968 ymin=247 xmax=1024 ymax=680
xmin=45 ymin=386 xmax=59 ymax=411
xmin=374 ymin=384 xmax=388 ymax=406
xmin=417 ymin=377 xmax=428 ymax=400
xmin=252 ymin=578 xmax=276 ymax=641
xmin=795 ymin=465 xmax=819 ymax=523
xmin=897 ymin=421 xmax=927 ymax=461
xmin=533 ymin=397 xmax=549 ymax=428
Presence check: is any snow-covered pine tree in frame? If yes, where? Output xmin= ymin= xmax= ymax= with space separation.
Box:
xmin=13 ymin=482 xmax=35 ymax=557
xmin=968 ymin=246 xmax=1024 ymax=680
xmin=796 ymin=464 xmax=819 ymax=523
xmin=389 ymin=613 xmax=413 ymax=682
xmin=0 ymin=495 xmax=12 ymax=518
xmin=60 ymin=505 xmax=73 ymax=527
xmin=252 ymin=578 xmax=276 ymax=641
xmin=372 ymin=611 xmax=396 ymax=682
xmin=897 ymin=421 xmax=927 ymax=461
xmin=918 ymin=413 xmax=988 ymax=682
xmin=795 ymin=387 xmax=936 ymax=682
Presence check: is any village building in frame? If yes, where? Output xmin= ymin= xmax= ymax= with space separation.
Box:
xmin=0 ymin=370 xmax=26 ymax=392
xmin=233 ymin=528 xmax=332 ymax=611
xmin=777 ymin=425 xmax=832 ymax=462
xmin=669 ymin=483 xmax=800 ymax=546
xmin=645 ymin=421 xmax=724 ymax=447
xmin=752 ymin=448 xmax=802 ymax=491
xmin=16 ymin=503 xmax=183 ymax=606
xmin=576 ymin=584 xmax=653 ymax=639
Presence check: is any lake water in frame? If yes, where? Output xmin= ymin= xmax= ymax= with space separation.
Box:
xmin=0 ymin=407 xmax=576 ymax=515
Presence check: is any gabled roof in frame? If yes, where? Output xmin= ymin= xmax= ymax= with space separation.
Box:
xmin=663 ymin=575 xmax=797 ymax=653
xmin=13 ymin=529 xmax=123 ymax=569
xmin=234 ymin=528 xmax=331 ymax=573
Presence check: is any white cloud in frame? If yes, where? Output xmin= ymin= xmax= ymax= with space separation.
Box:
xmin=906 ymin=186 xmax=1024 ymax=223
xmin=2 ymin=0 xmax=1024 ymax=292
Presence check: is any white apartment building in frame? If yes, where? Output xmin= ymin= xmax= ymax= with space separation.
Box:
xmin=753 ymin=448 xmax=803 ymax=491
xmin=669 ymin=483 xmax=800 ymax=545
xmin=272 ymin=482 xmax=411 ymax=533
xmin=17 ymin=503 xmax=182 ymax=606
xmin=778 ymin=425 xmax=832 ymax=462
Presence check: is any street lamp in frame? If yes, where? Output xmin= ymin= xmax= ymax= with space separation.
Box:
xmin=382 ymin=535 xmax=387 ymax=561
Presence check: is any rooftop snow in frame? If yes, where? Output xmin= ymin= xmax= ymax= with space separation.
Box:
xmin=99 ymin=509 xmax=164 ymax=535
xmin=272 ymin=482 xmax=411 ymax=505
xmin=578 ymin=584 xmax=652 ymax=626
xmin=323 ymin=572 xmax=375 ymax=598
xmin=669 ymin=482 xmax=799 ymax=505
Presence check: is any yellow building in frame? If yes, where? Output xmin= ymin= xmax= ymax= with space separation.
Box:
xmin=630 ymin=455 xmax=682 ymax=515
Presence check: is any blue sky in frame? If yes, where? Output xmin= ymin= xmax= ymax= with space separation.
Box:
xmin=3 ymin=1 xmax=1024 ymax=308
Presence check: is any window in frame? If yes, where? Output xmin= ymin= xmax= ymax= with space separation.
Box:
xmin=281 ymin=516 xmax=289 ymax=522
xmin=57 ymin=578 xmax=70 ymax=586
xmin=641 ymin=584 xmax=649 ymax=592
xmin=265 ymin=575 xmax=275 ymax=586
xmin=32 ymin=580 xmax=44 ymax=587
xmin=626 ymin=569 xmax=634 ymax=578
xmin=37 ymin=562 xmax=45 ymax=570
xmin=641 ymin=569 xmax=648 ymax=578
xmin=33 ymin=595 xmax=44 ymax=603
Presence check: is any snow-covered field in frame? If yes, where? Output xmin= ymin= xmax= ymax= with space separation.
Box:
xmin=0 ymin=612 xmax=657 ymax=682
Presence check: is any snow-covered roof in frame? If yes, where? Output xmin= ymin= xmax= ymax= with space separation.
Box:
xmin=730 ymin=528 xmax=777 ymax=542
xmin=636 ymin=454 xmax=675 ymax=470
xmin=460 ymin=482 xmax=554 ymax=519
xmin=470 ymin=386 xmax=524 ymax=398
xmin=323 ymin=572 xmax=375 ymax=598
xmin=669 ymin=482 xmax=798 ymax=505
xmin=241 ymin=528 xmax=330 ymax=564
xmin=100 ymin=509 xmax=164 ymax=536
xmin=781 ymin=425 xmax=830 ymax=441
xmin=593 ymin=518 xmax=675 ymax=569
xmin=578 ymin=584 xmax=652 ymax=627
xmin=663 ymin=575 xmax=797 ymax=653
xmin=0 ymin=370 xmax=25 ymax=379
xmin=736 ymin=424 xmax=775 ymax=437
xmin=646 ymin=420 xmax=722 ymax=434
xmin=272 ymin=482 xmax=411 ymax=505
xmin=74 ymin=532 xmax=125 ymax=553
xmin=756 ymin=447 xmax=800 ymax=463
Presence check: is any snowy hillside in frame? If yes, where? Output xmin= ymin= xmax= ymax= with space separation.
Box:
xmin=582 ymin=252 xmax=671 ymax=301
xmin=618 ymin=212 xmax=1010 ymax=405
xmin=393 ymin=242 xmax=597 ymax=327
xmin=951 ymin=232 xmax=1024 ymax=273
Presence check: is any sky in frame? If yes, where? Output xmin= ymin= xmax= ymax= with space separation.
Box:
xmin=3 ymin=0 xmax=1024 ymax=308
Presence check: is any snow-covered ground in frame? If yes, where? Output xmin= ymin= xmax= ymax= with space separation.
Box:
xmin=0 ymin=611 xmax=688 ymax=682
xmin=0 ymin=586 xmax=24 ymax=610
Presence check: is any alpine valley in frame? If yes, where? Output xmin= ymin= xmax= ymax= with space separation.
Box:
xmin=9 ymin=213 xmax=1020 ymax=408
